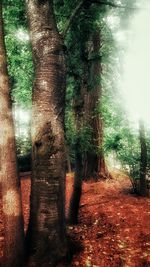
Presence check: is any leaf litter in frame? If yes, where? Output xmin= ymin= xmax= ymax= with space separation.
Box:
xmin=0 ymin=171 xmax=150 ymax=267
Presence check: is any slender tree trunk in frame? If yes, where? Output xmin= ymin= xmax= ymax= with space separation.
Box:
xmin=68 ymin=147 xmax=82 ymax=224
xmin=66 ymin=146 xmax=72 ymax=173
xmin=68 ymin=108 xmax=83 ymax=224
xmin=25 ymin=1 xmax=67 ymax=266
xmin=67 ymin=34 xmax=85 ymax=225
xmin=83 ymin=30 xmax=109 ymax=180
xmin=0 ymin=3 xmax=24 ymax=266
xmin=139 ymin=120 xmax=148 ymax=196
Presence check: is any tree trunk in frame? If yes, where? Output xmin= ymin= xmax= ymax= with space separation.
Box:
xmin=68 ymin=30 xmax=109 ymax=224
xmin=83 ymin=30 xmax=109 ymax=180
xmin=68 ymin=108 xmax=83 ymax=224
xmin=25 ymin=1 xmax=67 ymax=266
xmin=0 ymin=3 xmax=24 ymax=266
xmin=68 ymin=148 xmax=82 ymax=224
xmin=66 ymin=146 xmax=72 ymax=173
xmin=139 ymin=120 xmax=148 ymax=196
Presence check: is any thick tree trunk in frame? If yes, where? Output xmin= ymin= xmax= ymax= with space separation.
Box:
xmin=139 ymin=120 xmax=148 ymax=196
xmin=83 ymin=30 xmax=109 ymax=180
xmin=0 ymin=3 xmax=24 ymax=266
xmin=26 ymin=1 xmax=67 ymax=266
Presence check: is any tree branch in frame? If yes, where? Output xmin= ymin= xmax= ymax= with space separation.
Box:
xmin=91 ymin=0 xmax=128 ymax=9
xmin=63 ymin=0 xmax=136 ymax=38
xmin=63 ymin=1 xmax=84 ymax=38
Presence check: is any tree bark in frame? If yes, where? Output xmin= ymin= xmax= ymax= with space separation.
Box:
xmin=83 ymin=30 xmax=109 ymax=180
xmin=25 ymin=1 xmax=67 ymax=266
xmin=0 ymin=2 xmax=24 ymax=266
xmin=139 ymin=120 xmax=148 ymax=196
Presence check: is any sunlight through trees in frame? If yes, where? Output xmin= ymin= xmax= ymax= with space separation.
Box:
xmin=0 ymin=0 xmax=150 ymax=266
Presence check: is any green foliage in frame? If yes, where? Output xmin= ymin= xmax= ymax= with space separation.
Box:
xmin=2 ymin=0 xmax=33 ymax=161
xmin=16 ymin=137 xmax=31 ymax=172
xmin=5 ymin=34 xmax=33 ymax=106
xmin=55 ymin=0 xmax=138 ymax=171
xmin=3 ymin=0 xmax=27 ymax=29
xmin=3 ymin=0 xmax=33 ymax=107
xmin=60 ymin=1 xmax=109 ymax=161
xmin=76 ymin=125 xmax=93 ymax=154
xmin=16 ymin=137 xmax=31 ymax=157
xmin=101 ymin=54 xmax=141 ymax=175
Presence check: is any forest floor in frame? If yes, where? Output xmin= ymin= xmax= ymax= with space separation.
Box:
xmin=0 ymin=171 xmax=150 ymax=267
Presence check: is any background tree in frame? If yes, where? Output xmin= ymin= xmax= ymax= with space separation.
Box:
xmin=64 ymin=2 xmax=110 ymax=180
xmin=82 ymin=28 xmax=110 ymax=180
xmin=0 ymin=2 xmax=24 ymax=266
xmin=65 ymin=1 xmax=118 ymax=223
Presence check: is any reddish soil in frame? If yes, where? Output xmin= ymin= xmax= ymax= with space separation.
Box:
xmin=0 ymin=171 xmax=150 ymax=267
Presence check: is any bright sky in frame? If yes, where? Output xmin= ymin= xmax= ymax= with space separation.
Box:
xmin=122 ymin=1 xmax=150 ymax=127
xmin=13 ymin=107 xmax=31 ymax=138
